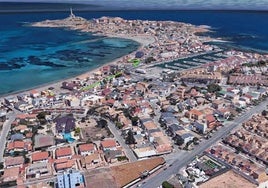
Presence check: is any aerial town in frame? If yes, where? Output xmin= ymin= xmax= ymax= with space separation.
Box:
xmin=0 ymin=12 xmax=268 ymax=188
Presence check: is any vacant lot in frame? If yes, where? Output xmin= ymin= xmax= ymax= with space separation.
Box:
xmin=199 ymin=170 xmax=256 ymax=188
xmin=84 ymin=168 xmax=118 ymax=188
xmin=79 ymin=118 xmax=113 ymax=142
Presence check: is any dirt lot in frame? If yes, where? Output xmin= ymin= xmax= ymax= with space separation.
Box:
xmin=78 ymin=118 xmax=113 ymax=142
xmin=84 ymin=168 xmax=118 ymax=188
xmin=199 ymin=170 xmax=257 ymax=188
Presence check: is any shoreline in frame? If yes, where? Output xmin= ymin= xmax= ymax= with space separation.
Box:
xmin=0 ymin=33 xmax=154 ymax=100
xmin=0 ymin=15 xmax=213 ymax=100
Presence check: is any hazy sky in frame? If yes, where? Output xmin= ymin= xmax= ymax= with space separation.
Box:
xmin=1 ymin=0 xmax=268 ymax=10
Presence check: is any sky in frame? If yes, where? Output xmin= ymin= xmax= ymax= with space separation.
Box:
xmin=1 ymin=0 xmax=268 ymax=10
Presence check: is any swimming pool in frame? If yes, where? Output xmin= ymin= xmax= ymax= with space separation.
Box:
xmin=63 ymin=133 xmax=75 ymax=143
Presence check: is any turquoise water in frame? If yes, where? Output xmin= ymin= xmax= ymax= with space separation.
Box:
xmin=1 ymin=8 xmax=268 ymax=96
xmin=0 ymin=12 xmax=139 ymax=96
xmin=63 ymin=133 xmax=75 ymax=143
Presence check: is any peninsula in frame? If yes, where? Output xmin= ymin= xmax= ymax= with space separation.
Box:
xmin=0 ymin=11 xmax=268 ymax=188
xmin=31 ymin=12 xmax=216 ymax=65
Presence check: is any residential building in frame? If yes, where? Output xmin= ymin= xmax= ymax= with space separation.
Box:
xmin=34 ymin=134 xmax=55 ymax=150
xmin=185 ymin=109 xmax=203 ymax=120
xmin=26 ymin=162 xmax=53 ymax=179
xmin=4 ymin=156 xmax=24 ymax=168
xmin=78 ymin=143 xmax=96 ymax=156
xmin=55 ymin=147 xmax=72 ymax=159
xmin=100 ymin=139 xmax=117 ymax=151
xmin=80 ymin=154 xmax=102 ymax=169
xmin=1 ymin=167 xmax=20 ymax=183
xmin=31 ymin=151 xmax=49 ymax=163
xmin=57 ymin=169 xmax=85 ymax=188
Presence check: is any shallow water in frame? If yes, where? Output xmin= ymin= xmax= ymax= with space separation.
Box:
xmin=1 ymin=9 xmax=268 ymax=95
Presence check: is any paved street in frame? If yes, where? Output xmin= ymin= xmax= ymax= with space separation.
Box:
xmin=20 ymin=176 xmax=56 ymax=187
xmin=0 ymin=112 xmax=17 ymax=162
xmin=107 ymin=121 xmax=137 ymax=162
xmin=140 ymin=99 xmax=268 ymax=188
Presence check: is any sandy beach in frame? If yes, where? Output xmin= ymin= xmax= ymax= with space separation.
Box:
xmin=0 ymin=32 xmax=155 ymax=101
xmin=1 ymin=14 xmax=211 ymax=101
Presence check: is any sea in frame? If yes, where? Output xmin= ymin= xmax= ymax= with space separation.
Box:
xmin=1 ymin=3 xmax=268 ymax=96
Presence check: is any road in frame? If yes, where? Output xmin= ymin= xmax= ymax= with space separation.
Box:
xmin=140 ymin=98 xmax=268 ymax=188
xmin=107 ymin=121 xmax=137 ymax=162
xmin=0 ymin=112 xmax=17 ymax=162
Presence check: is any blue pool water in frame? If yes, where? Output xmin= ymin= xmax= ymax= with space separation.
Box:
xmin=63 ymin=133 xmax=75 ymax=143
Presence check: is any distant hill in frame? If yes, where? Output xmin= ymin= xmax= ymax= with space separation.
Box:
xmin=0 ymin=2 xmax=102 ymax=13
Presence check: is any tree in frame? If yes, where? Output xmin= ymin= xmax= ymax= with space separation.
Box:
xmin=125 ymin=130 xmax=136 ymax=145
xmin=74 ymin=127 xmax=81 ymax=136
xmin=37 ymin=111 xmax=48 ymax=120
xmin=193 ymin=137 xmax=199 ymax=144
xmin=236 ymin=145 xmax=244 ymax=153
xmin=19 ymin=119 xmax=29 ymax=125
xmin=174 ymin=136 xmax=184 ymax=146
xmin=115 ymin=71 xmax=122 ymax=78
xmin=145 ymin=56 xmax=156 ymax=64
xmin=24 ymin=157 xmax=30 ymax=164
xmin=37 ymin=111 xmax=49 ymax=125
xmin=162 ymin=181 xmax=174 ymax=188
xmin=81 ymin=117 xmax=86 ymax=123
xmin=181 ymin=81 xmax=187 ymax=87
xmin=117 ymin=156 xmax=128 ymax=161
xmin=207 ymin=83 xmax=222 ymax=93
xmin=131 ymin=116 xmax=139 ymax=126
xmin=123 ymin=108 xmax=132 ymax=119
xmin=185 ymin=141 xmax=193 ymax=150
xmin=97 ymin=119 xmax=108 ymax=128
xmin=86 ymin=138 xmax=92 ymax=144
xmin=236 ymin=107 xmax=242 ymax=113
xmin=115 ymin=122 xmax=123 ymax=129
xmin=262 ymin=110 xmax=267 ymax=116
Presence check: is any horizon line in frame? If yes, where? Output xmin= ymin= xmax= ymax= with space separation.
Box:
xmin=0 ymin=2 xmax=268 ymax=12
xmin=0 ymin=9 xmax=268 ymax=13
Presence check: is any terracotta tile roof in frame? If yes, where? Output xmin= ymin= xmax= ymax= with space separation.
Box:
xmin=2 ymin=167 xmax=20 ymax=182
xmin=54 ymin=158 xmax=68 ymax=164
xmin=79 ymin=144 xmax=95 ymax=152
xmin=16 ymin=113 xmax=36 ymax=119
xmin=30 ymin=90 xmax=39 ymax=95
xmin=4 ymin=156 xmax=24 ymax=167
xmin=55 ymin=147 xmax=72 ymax=158
xmin=55 ymin=160 xmax=74 ymax=171
xmin=105 ymin=99 xmax=115 ymax=104
xmin=101 ymin=139 xmax=117 ymax=149
xmin=143 ymin=121 xmax=158 ymax=130
xmin=190 ymin=109 xmax=203 ymax=116
xmin=32 ymin=151 xmax=49 ymax=162
xmin=14 ymin=125 xmax=27 ymax=131
xmin=206 ymin=114 xmax=216 ymax=123
xmin=7 ymin=141 xmax=25 ymax=151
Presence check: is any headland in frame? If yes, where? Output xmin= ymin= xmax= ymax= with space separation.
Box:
xmin=1 ymin=11 xmax=268 ymax=188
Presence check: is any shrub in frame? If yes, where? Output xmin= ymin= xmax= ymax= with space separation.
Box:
xmin=162 ymin=181 xmax=174 ymax=188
